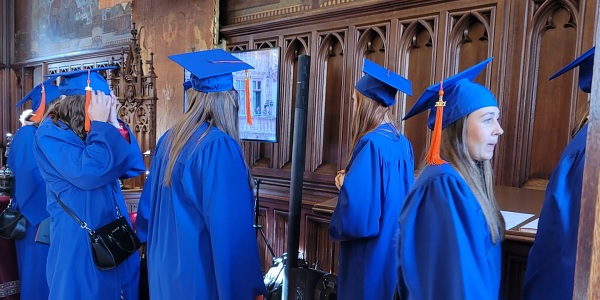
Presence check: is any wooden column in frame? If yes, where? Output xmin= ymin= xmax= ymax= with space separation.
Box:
xmin=573 ymin=22 xmax=600 ymax=299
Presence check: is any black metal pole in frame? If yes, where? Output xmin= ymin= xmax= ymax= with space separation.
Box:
xmin=282 ymin=54 xmax=310 ymax=300
xmin=254 ymin=178 xmax=261 ymax=228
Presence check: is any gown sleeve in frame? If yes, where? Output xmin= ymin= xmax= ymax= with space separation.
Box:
xmin=35 ymin=120 xmax=144 ymax=190
xmin=117 ymin=120 xmax=146 ymax=179
xmin=184 ymin=134 xmax=266 ymax=299
xmin=329 ymin=140 xmax=382 ymax=241
xmin=398 ymin=174 xmax=495 ymax=300
xmin=135 ymin=176 xmax=151 ymax=243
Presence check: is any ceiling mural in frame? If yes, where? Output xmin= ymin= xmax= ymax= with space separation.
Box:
xmin=14 ymin=0 xmax=132 ymax=62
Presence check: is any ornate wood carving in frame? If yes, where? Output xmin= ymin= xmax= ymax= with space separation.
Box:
xmin=38 ymin=23 xmax=157 ymax=191
xmin=514 ymin=0 xmax=581 ymax=187
xmin=398 ymin=17 xmax=437 ymax=166
xmin=273 ymin=209 xmax=289 ymax=259
xmin=109 ymin=23 xmax=158 ymax=190
xmin=273 ymin=35 xmax=310 ymax=172
xmin=304 ymin=214 xmax=339 ymax=274
xmin=311 ymin=30 xmax=346 ymax=174
xmin=256 ymin=206 xmax=270 ymax=273
xmin=255 ymin=39 xmax=278 ymax=49
xmin=446 ymin=8 xmax=494 ymax=78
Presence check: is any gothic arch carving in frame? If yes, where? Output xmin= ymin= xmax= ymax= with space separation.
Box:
xmin=396 ymin=17 xmax=438 ymax=165
xmin=255 ymin=40 xmax=278 ymax=49
xmin=275 ymin=36 xmax=310 ymax=169
xmin=516 ymin=0 xmax=581 ymax=186
xmin=396 ymin=18 xmax=436 ymax=117
xmin=354 ymin=25 xmax=388 ymax=93
xmin=311 ymin=31 xmax=346 ymax=173
xmin=228 ymin=44 xmax=249 ymax=52
xmin=446 ymin=9 xmax=494 ymax=78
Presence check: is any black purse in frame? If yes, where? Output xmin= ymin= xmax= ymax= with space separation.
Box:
xmin=53 ymin=192 xmax=141 ymax=270
xmin=0 ymin=199 xmax=28 ymax=240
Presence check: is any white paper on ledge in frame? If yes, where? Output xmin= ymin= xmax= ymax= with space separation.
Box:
xmin=520 ymin=218 xmax=539 ymax=231
xmin=501 ymin=210 xmax=535 ymax=230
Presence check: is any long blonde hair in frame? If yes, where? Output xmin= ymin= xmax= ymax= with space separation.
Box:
xmin=346 ymin=90 xmax=398 ymax=170
xmin=162 ymin=88 xmax=242 ymax=186
xmin=440 ymin=117 xmax=505 ymax=243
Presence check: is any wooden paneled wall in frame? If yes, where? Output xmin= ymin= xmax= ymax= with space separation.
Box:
xmin=0 ymin=0 xmax=13 ymax=165
xmin=221 ymin=0 xmax=599 ymax=285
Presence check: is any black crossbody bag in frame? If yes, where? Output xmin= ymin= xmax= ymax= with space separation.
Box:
xmin=0 ymin=198 xmax=28 ymax=240
xmin=53 ymin=192 xmax=141 ymax=270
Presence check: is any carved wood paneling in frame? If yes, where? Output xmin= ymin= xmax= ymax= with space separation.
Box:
xmin=109 ymin=24 xmax=157 ymax=190
xmin=277 ymin=35 xmax=310 ymax=171
xmin=525 ymin=2 xmax=579 ymax=186
xmin=398 ymin=17 xmax=437 ymax=166
xmin=447 ymin=8 xmax=495 ymax=77
xmin=502 ymin=239 xmax=534 ymax=300
xmin=256 ymin=206 xmax=270 ymax=273
xmin=311 ymin=30 xmax=346 ymax=174
xmin=219 ymin=0 xmax=599 ymax=291
xmin=303 ymin=214 xmax=339 ymax=274
xmin=355 ymin=25 xmax=388 ymax=68
xmin=255 ymin=39 xmax=278 ymax=49
xmin=273 ymin=209 xmax=290 ymax=259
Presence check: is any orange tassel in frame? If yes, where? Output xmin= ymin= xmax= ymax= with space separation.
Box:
xmin=30 ymin=83 xmax=46 ymax=123
xmin=85 ymin=69 xmax=92 ymax=132
xmin=425 ymin=80 xmax=446 ymax=165
xmin=245 ymin=70 xmax=253 ymax=125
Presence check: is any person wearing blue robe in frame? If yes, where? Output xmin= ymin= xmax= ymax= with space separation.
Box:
xmin=140 ymin=49 xmax=266 ymax=299
xmin=398 ymin=58 xmax=505 ymax=300
xmin=329 ymin=59 xmax=414 ymax=300
xmin=33 ymin=67 xmax=145 ymax=299
xmin=7 ymin=80 xmax=62 ymax=300
xmin=522 ymin=46 xmax=594 ymax=300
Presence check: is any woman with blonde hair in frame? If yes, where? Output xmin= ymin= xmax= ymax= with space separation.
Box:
xmin=329 ymin=59 xmax=414 ymax=300
xmin=139 ymin=49 xmax=266 ymax=299
xmin=398 ymin=58 xmax=505 ymax=299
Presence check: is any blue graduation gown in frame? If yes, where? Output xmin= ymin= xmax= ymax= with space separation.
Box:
xmin=7 ymin=125 xmax=50 ymax=300
xmin=33 ymin=119 xmax=145 ymax=300
xmin=397 ymin=163 xmax=502 ymax=300
xmin=329 ymin=123 xmax=414 ymax=300
xmin=135 ymin=178 xmax=150 ymax=243
xmin=522 ymin=124 xmax=587 ymax=300
xmin=143 ymin=122 xmax=266 ymax=300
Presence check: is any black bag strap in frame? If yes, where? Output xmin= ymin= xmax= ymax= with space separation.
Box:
xmin=52 ymin=191 xmax=123 ymax=236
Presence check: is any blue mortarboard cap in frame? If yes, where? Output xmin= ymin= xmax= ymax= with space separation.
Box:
xmin=403 ymin=57 xmax=497 ymax=129
xmin=45 ymin=66 xmax=116 ymax=95
xmin=15 ymin=78 xmax=62 ymax=111
xmin=168 ymin=49 xmax=254 ymax=93
xmin=549 ymin=46 xmax=595 ymax=93
xmin=355 ymin=59 xmax=413 ymax=106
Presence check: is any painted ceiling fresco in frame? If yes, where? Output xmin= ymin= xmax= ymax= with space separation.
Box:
xmin=15 ymin=0 xmax=132 ymax=62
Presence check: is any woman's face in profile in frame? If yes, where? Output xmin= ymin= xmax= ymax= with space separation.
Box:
xmin=466 ymin=106 xmax=503 ymax=161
